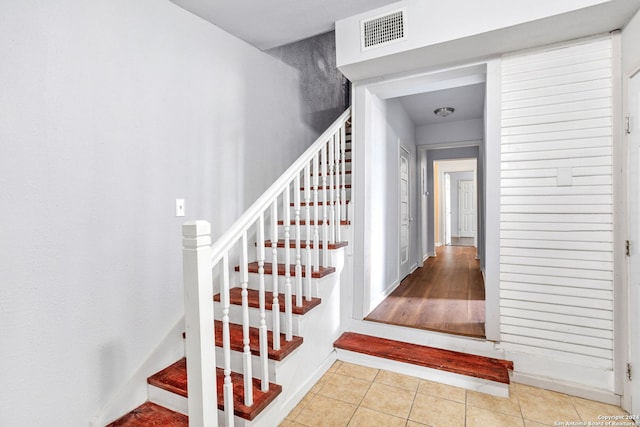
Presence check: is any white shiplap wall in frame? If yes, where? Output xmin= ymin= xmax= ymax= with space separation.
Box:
xmin=500 ymin=37 xmax=614 ymax=373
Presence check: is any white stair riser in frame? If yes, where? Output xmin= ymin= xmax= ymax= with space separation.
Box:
xmin=147 ymin=385 xmax=250 ymax=427
xmin=214 ymin=346 xmax=279 ymax=380
xmin=273 ymin=225 xmax=351 ymax=242
xmin=250 ymin=248 xmax=334 ymax=269
xmin=214 ymin=300 xmax=306 ymax=335
xmin=335 ymin=349 xmax=510 ymax=398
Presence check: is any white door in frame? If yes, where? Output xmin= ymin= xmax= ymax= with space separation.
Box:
xmin=628 ymin=72 xmax=640 ymax=415
xmin=458 ymin=179 xmax=476 ymax=238
xmin=399 ymin=147 xmax=411 ymax=279
xmin=444 ymin=173 xmax=452 ymax=245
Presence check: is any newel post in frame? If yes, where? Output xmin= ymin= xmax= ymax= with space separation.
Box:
xmin=183 ymin=221 xmax=218 ymax=427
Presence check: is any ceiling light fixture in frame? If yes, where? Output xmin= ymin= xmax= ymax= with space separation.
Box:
xmin=434 ymin=107 xmax=455 ymax=118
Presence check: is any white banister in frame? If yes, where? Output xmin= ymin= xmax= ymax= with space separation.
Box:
xmin=208 ymin=107 xmax=351 ymax=267
xmin=221 ymin=254 xmax=235 ymax=427
xmin=182 ymin=221 xmax=217 ymax=427
xmin=240 ymin=232 xmax=253 ymax=407
xmin=256 ymin=214 xmax=269 ymax=392
xmin=183 ymin=107 xmax=350 ymax=424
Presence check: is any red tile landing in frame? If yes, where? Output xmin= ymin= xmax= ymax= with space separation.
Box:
xmin=334 ymin=332 xmax=513 ymax=384
xmin=147 ymin=358 xmax=282 ymax=421
xmin=106 ymin=402 xmax=187 ymax=426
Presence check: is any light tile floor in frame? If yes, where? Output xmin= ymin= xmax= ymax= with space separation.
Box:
xmin=281 ymin=361 xmax=631 ymax=427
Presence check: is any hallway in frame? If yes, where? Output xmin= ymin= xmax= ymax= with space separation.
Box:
xmin=365 ymin=245 xmax=485 ymax=338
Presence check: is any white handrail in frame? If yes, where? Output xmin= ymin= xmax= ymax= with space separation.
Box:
xmin=209 ymin=107 xmax=351 ymax=266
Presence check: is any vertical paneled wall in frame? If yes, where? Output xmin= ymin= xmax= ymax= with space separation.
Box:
xmin=500 ymin=37 xmax=614 ymax=374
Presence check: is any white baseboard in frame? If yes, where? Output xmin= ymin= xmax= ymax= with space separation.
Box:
xmin=512 ymin=372 xmax=621 ymax=406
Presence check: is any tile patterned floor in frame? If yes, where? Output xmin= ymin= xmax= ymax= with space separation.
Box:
xmin=281 ymin=361 xmax=630 ymax=427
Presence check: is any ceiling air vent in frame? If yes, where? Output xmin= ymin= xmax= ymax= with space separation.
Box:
xmin=361 ymin=9 xmax=406 ymax=51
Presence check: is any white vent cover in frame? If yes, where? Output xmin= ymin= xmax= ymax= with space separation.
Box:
xmin=361 ymin=9 xmax=406 ymax=51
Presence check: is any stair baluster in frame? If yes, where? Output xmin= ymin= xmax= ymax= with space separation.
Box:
xmin=341 ymin=123 xmax=347 ymax=223
xmin=321 ymin=144 xmax=329 ymax=267
xmin=271 ymin=200 xmax=281 ymax=350
xmin=294 ymin=174 xmax=303 ymax=307
xmin=304 ymin=164 xmax=312 ymax=302
xmin=329 ymin=134 xmax=336 ymax=245
xmin=283 ymin=184 xmax=293 ymax=341
xmin=312 ymin=154 xmax=320 ymax=271
xmin=335 ymin=131 xmax=342 ymax=242
xmin=222 ymin=254 xmax=235 ymax=427
xmin=240 ymin=232 xmax=253 ymax=406
xmin=256 ymin=213 xmax=269 ymax=392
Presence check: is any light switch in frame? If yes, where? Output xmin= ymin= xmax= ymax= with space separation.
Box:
xmin=175 ymin=199 xmax=185 ymax=217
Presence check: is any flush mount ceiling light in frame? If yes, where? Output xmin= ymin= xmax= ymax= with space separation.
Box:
xmin=434 ymin=107 xmax=455 ymax=118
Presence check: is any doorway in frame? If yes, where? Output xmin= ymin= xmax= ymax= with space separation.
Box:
xmin=435 ymin=159 xmax=478 ymax=250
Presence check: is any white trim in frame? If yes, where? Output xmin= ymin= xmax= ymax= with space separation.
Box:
xmin=512 ymin=372 xmax=621 ymax=406
xmin=611 ymin=29 xmax=627 ymax=399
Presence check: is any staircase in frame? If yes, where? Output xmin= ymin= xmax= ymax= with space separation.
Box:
xmin=107 ymin=109 xmax=353 ymax=426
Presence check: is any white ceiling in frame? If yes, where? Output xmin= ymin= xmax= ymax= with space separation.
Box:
xmin=169 ymin=0 xmax=401 ymax=50
xmin=398 ymin=83 xmax=486 ymax=126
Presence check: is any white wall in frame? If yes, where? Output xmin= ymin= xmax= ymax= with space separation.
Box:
xmin=364 ymin=96 xmax=417 ymax=312
xmin=0 ymin=1 xmax=316 ymax=425
xmin=417 ymin=118 xmax=484 ymax=146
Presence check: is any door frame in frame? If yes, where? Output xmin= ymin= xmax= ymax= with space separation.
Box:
xmin=623 ymin=68 xmax=640 ymax=412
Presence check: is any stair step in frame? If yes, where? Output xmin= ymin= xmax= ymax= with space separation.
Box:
xmin=106 ymin=401 xmax=188 ymax=426
xmin=148 ymin=358 xmax=282 ymax=421
xmin=277 ymin=219 xmax=351 ymax=226
xmin=235 ymin=262 xmax=335 ymax=278
xmin=300 ymin=184 xmax=351 ymax=190
xmin=214 ymin=288 xmax=322 ymax=315
xmin=334 ymin=332 xmax=513 ymax=384
xmin=263 ymin=239 xmax=348 ymax=250
xmin=311 ymin=170 xmax=352 ymax=176
xmin=290 ymin=200 xmax=350 ymax=207
xmin=213 ymin=320 xmax=303 ymax=361
xmin=320 ymin=158 xmax=352 ymax=164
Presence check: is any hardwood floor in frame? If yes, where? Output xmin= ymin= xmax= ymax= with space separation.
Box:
xmin=365 ymin=245 xmax=485 ymax=338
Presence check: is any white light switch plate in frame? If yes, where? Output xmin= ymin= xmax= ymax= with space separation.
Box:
xmin=175 ymin=199 xmax=185 ymax=217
